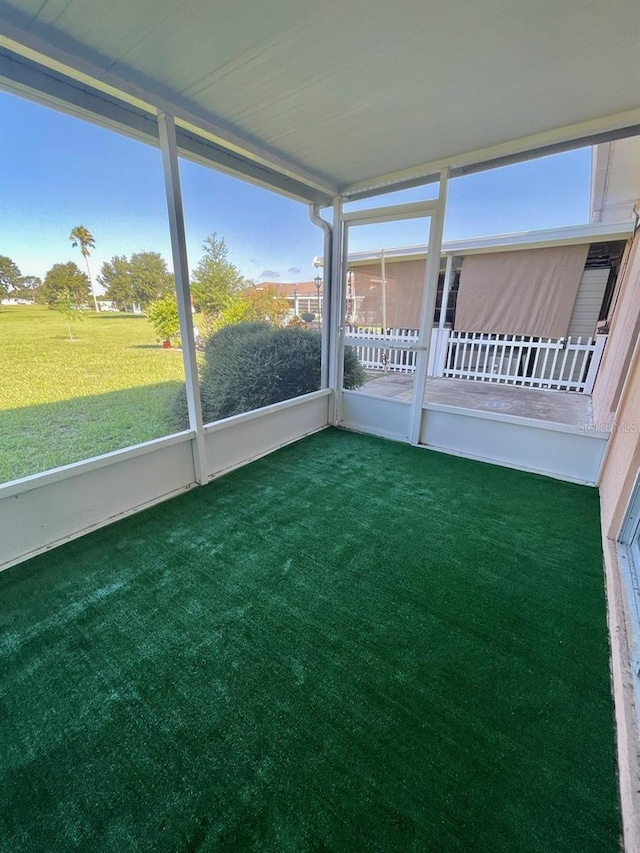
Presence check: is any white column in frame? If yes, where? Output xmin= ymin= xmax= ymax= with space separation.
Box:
xmin=308 ymin=205 xmax=331 ymax=389
xmin=583 ymin=333 xmax=608 ymax=395
xmin=434 ymin=253 xmax=454 ymax=378
xmin=381 ymin=249 xmax=387 ymax=331
xmin=439 ymin=254 xmax=453 ymax=334
xmin=158 ymin=112 xmax=207 ymax=484
xmin=328 ymin=196 xmax=345 ymax=424
xmin=408 ymin=168 xmax=449 ymax=445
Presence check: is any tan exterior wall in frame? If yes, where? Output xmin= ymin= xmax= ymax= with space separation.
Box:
xmin=593 ymin=238 xmax=640 ymax=427
xmin=593 ymin=231 xmax=640 ymax=852
xmin=599 ymin=342 xmax=640 ymax=538
xmin=595 ymin=233 xmax=640 ymax=537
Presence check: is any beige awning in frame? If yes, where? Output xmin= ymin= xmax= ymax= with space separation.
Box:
xmin=454 ymin=245 xmax=588 ymax=337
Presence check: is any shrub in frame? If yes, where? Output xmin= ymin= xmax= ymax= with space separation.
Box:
xmin=146 ymin=294 xmax=179 ymax=344
xmin=174 ymin=322 xmax=366 ymax=425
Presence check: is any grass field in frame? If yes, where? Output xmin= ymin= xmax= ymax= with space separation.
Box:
xmin=0 ymin=305 xmax=186 ymax=482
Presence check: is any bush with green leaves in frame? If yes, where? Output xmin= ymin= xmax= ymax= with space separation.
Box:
xmin=146 ymin=294 xmax=180 ymax=344
xmin=174 ymin=322 xmax=365 ymax=425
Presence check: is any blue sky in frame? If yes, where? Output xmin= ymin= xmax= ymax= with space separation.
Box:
xmin=0 ymin=90 xmax=592 ymax=287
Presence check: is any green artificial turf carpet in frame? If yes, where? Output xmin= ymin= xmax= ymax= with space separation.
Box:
xmin=0 ymin=429 xmax=619 ymax=851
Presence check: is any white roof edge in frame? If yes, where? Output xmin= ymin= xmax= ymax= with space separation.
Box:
xmin=348 ymin=221 xmax=633 ymax=263
xmin=589 ymin=143 xmax=612 ymax=223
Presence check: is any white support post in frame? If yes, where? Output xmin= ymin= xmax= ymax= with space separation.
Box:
xmin=583 ymin=333 xmax=608 ymax=395
xmin=308 ymin=204 xmax=332 ymax=389
xmin=408 ymin=168 xmax=449 ymax=445
xmin=439 ymin=254 xmax=453 ymax=334
xmin=381 ymin=249 xmax=387 ymax=331
xmin=328 ymin=196 xmax=345 ymax=425
xmin=436 ymin=327 xmax=451 ymax=377
xmin=434 ymin=253 xmax=454 ymax=378
xmin=158 ymin=112 xmax=208 ymax=485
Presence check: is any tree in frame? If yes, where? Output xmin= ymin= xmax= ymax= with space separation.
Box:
xmin=190 ymin=233 xmax=246 ymax=316
xmin=129 ymin=252 xmax=174 ymax=306
xmin=146 ymin=293 xmax=180 ymax=344
xmin=99 ymin=252 xmax=174 ymax=311
xmin=98 ymin=255 xmax=131 ymax=310
xmin=13 ymin=275 xmax=42 ymax=303
xmin=0 ymin=255 xmax=22 ymax=301
xmin=209 ymin=285 xmax=289 ymax=333
xmin=243 ymin=285 xmax=289 ymax=326
xmin=41 ymin=262 xmax=90 ymax=339
xmin=69 ymin=225 xmax=99 ymax=311
xmin=41 ymin=262 xmax=90 ymax=308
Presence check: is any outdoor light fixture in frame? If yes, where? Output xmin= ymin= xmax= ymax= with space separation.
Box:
xmin=314 ymin=275 xmax=322 ymax=323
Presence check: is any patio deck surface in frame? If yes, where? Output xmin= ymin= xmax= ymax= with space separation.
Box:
xmin=0 ymin=428 xmax=618 ymax=851
xmin=361 ymin=374 xmax=594 ymax=427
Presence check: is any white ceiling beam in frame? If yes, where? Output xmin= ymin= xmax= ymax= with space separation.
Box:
xmin=341 ymin=199 xmax=440 ymax=225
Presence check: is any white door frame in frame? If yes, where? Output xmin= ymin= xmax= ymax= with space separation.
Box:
xmin=332 ymin=169 xmax=449 ymax=443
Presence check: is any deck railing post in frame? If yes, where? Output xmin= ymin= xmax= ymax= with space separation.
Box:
xmin=583 ymin=334 xmax=608 ymax=395
xmin=158 ymin=112 xmax=208 ymax=485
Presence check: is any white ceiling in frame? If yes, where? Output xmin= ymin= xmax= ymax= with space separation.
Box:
xmin=0 ymin=0 xmax=639 ymax=195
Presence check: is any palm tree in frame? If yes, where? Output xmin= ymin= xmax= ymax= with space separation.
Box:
xmin=69 ymin=225 xmax=98 ymax=311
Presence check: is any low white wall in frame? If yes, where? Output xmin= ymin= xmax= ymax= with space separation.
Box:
xmin=0 ymin=434 xmax=197 ymax=571
xmin=0 ymin=390 xmax=332 ymax=572
xmin=338 ymin=391 xmax=607 ymax=483
xmin=205 ymin=390 xmax=331 ymax=478
xmin=341 ymin=391 xmax=410 ymax=442
xmin=421 ymin=403 xmax=608 ymax=484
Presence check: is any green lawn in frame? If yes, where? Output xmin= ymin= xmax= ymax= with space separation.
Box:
xmin=0 ymin=305 xmax=186 ymax=482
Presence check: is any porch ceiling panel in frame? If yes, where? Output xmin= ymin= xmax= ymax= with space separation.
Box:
xmin=0 ymin=0 xmax=639 ymax=194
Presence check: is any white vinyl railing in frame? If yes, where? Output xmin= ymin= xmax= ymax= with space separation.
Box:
xmin=344 ymin=326 xmax=420 ymax=373
xmin=344 ymin=326 xmax=607 ymax=394
xmin=444 ymin=332 xmax=606 ymax=393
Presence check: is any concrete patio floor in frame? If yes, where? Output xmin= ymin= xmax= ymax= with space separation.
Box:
xmin=360 ymin=374 xmax=595 ymax=428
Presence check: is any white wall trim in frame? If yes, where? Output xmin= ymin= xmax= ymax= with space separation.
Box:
xmin=0 ymin=482 xmax=197 ymax=575
xmin=0 ymin=430 xmax=195 ymax=499
xmin=415 ymin=441 xmax=598 ymax=486
xmin=204 ymin=389 xmax=332 ymax=433
xmin=423 ymin=400 xmax=609 ymax=437
xmin=421 ymin=406 xmax=607 ymax=484
xmin=207 ymin=424 xmax=329 ymax=482
xmin=342 ymin=390 xmax=411 ymax=406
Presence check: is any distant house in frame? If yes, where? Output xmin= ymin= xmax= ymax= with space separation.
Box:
xmin=347 ymin=224 xmax=630 ymax=339
xmin=252 ymin=280 xmax=323 ymax=320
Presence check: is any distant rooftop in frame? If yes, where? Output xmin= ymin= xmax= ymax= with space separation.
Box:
xmin=348 ymin=220 xmax=634 ymax=265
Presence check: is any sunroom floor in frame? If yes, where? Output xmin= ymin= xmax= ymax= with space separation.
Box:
xmin=0 ymin=428 xmax=618 ymax=851
xmin=361 ymin=373 xmax=595 ymax=427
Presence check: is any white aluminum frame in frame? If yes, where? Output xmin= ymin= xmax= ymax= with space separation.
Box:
xmin=336 ymin=172 xmax=449 ymax=444
xmin=158 ymin=112 xmax=207 ymax=484
xmin=0 ymin=98 xmax=336 ymax=569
